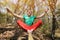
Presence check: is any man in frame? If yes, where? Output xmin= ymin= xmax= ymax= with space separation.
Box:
xmin=6 ymin=8 xmax=45 ymax=32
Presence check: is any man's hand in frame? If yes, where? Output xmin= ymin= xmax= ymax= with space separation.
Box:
xmin=6 ymin=7 xmax=13 ymax=14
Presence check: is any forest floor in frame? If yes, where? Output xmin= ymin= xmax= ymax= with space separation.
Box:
xmin=0 ymin=23 xmax=60 ymax=40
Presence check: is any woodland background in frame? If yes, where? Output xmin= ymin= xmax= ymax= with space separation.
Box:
xmin=0 ymin=0 xmax=60 ymax=40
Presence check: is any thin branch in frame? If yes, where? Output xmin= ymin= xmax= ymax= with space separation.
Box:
xmin=14 ymin=0 xmax=20 ymax=13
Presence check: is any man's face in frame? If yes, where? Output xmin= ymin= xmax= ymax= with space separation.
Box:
xmin=27 ymin=10 xmax=32 ymax=16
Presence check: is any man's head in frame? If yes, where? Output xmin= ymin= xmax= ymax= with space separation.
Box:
xmin=27 ymin=9 xmax=33 ymax=16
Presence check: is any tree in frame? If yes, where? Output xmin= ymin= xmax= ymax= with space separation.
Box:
xmin=47 ymin=0 xmax=57 ymax=40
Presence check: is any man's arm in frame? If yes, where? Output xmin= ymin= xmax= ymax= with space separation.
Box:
xmin=6 ymin=8 xmax=23 ymax=18
xmin=36 ymin=12 xmax=45 ymax=19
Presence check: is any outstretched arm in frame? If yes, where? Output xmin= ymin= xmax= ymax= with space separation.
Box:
xmin=36 ymin=12 xmax=45 ymax=19
xmin=6 ymin=8 xmax=23 ymax=18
